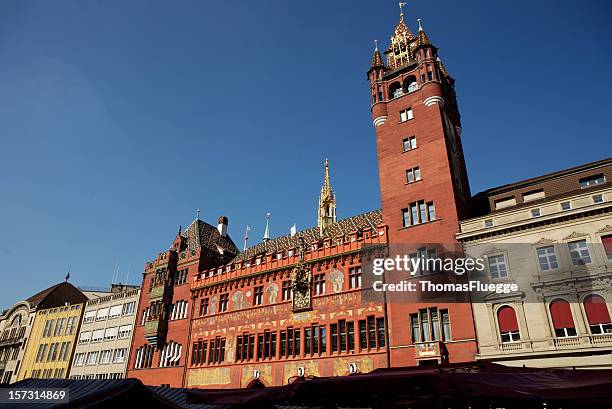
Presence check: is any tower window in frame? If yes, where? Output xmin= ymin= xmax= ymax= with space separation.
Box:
xmin=561 ymin=201 xmax=571 ymax=211
xmin=406 ymin=167 xmax=421 ymax=184
xmin=402 ymin=200 xmax=436 ymax=227
xmin=531 ymin=208 xmax=541 ymax=218
xmin=403 ymin=136 xmax=417 ymax=152
xmin=400 ymin=108 xmax=413 ymax=122
xmin=593 ymin=194 xmax=604 ymax=204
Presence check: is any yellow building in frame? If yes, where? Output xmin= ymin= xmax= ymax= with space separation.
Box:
xmin=17 ymin=303 xmax=84 ymax=380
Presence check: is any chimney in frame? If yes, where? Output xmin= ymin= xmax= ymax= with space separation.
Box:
xmin=217 ymin=216 xmax=228 ymax=237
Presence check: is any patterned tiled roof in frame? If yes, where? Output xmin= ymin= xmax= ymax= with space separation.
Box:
xmin=231 ymin=209 xmax=382 ymax=262
xmin=182 ymin=219 xmax=239 ymax=257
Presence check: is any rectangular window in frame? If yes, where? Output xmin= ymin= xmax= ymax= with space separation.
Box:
xmin=537 ymin=246 xmax=559 ymax=271
xmin=402 ymin=200 xmax=436 ymax=227
xmin=494 ymin=196 xmax=517 ymax=210
xmin=531 ymin=208 xmax=541 ymax=218
xmin=118 ymin=325 xmax=132 ymax=339
xmin=402 ymin=208 xmax=410 ymax=228
xmin=579 ymin=174 xmax=605 ymax=189
xmin=254 ymin=286 xmax=264 ymax=306
xmin=410 ymin=308 xmax=450 ymax=343
xmin=593 ymin=194 xmax=604 ymax=204
xmin=561 ymin=201 xmax=572 ymax=211
xmin=406 ymin=167 xmax=421 ymax=183
xmin=200 ymin=298 xmax=209 ymax=316
xmin=282 ymin=280 xmax=292 ymax=301
xmin=522 ymin=189 xmax=545 ymax=202
xmin=484 ymin=219 xmax=494 ymax=228
xmin=403 ymin=136 xmax=417 ymax=152
xmin=83 ymin=311 xmax=96 ymax=323
xmin=568 ymin=240 xmax=592 ymax=265
xmin=330 ymin=324 xmax=338 ymax=352
xmin=488 ymin=254 xmax=508 ymax=279
xmin=122 ymin=302 xmax=136 ymax=316
xmin=400 ymin=108 xmax=413 ymax=122
xmin=348 ymin=267 xmax=362 ymax=289
xmin=314 ymin=274 xmax=326 ymax=295
xmin=113 ymin=348 xmax=127 ymax=363
xmin=109 ymin=305 xmax=122 ymax=318
xmin=96 ymin=308 xmax=109 ymax=321
xmin=219 ymin=294 xmax=229 ymax=312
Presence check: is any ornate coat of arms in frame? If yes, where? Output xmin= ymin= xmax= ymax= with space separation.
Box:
xmin=291 ymin=237 xmax=312 ymax=312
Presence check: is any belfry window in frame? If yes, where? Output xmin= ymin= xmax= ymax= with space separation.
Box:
xmin=389 ymin=82 xmax=403 ymax=99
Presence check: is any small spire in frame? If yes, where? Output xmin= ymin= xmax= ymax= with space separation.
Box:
xmin=263 ymin=213 xmax=271 ymax=241
xmin=371 ymin=40 xmax=383 ymax=68
xmin=178 ymin=225 xmax=182 ymax=235
xmin=416 ymin=19 xmax=432 ymax=48
xmin=195 ymin=208 xmax=200 ymax=220
xmin=65 ymin=264 xmax=71 ymax=282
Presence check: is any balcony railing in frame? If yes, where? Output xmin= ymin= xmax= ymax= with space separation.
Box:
xmin=500 ymin=341 xmax=525 ymax=352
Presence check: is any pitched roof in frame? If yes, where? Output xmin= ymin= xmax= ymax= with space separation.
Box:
xmin=232 ymin=209 xmax=382 ymax=262
xmin=25 ymin=282 xmax=87 ymax=309
xmin=182 ymin=218 xmax=239 ymax=257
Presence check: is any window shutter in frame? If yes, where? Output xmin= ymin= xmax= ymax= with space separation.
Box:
xmin=550 ymin=299 xmax=575 ymax=329
xmin=584 ymin=294 xmax=611 ymax=325
xmin=497 ymin=306 xmax=519 ymax=333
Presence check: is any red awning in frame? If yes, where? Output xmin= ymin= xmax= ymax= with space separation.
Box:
xmin=603 ymin=236 xmax=612 ymax=257
xmin=584 ymin=294 xmax=611 ymax=325
xmin=498 ymin=306 xmax=519 ymax=333
xmin=550 ymin=299 xmax=575 ymax=329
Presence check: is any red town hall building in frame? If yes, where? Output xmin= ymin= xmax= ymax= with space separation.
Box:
xmin=127 ymin=11 xmax=478 ymax=388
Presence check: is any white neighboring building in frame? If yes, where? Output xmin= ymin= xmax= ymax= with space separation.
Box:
xmin=69 ymin=288 xmax=140 ymax=379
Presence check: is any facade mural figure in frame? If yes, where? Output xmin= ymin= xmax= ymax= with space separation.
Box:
xmin=266 ymin=283 xmax=279 ymax=304
xmin=329 ymin=270 xmax=344 ymax=293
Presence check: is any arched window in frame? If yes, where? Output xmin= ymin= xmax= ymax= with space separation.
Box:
xmin=403 ymin=75 xmax=418 ymax=94
xmin=497 ymin=306 xmax=520 ymax=343
xmin=550 ymin=299 xmax=577 ymax=337
xmin=389 ymin=82 xmax=403 ymax=99
xmin=584 ymin=294 xmax=612 ymax=335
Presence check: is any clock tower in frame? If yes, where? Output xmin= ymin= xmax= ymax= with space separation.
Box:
xmin=369 ymin=10 xmax=477 ymax=366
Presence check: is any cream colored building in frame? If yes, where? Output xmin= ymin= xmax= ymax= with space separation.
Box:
xmin=69 ymin=288 xmax=139 ymax=379
xmin=0 ymin=282 xmax=88 ymax=383
xmin=458 ymin=158 xmax=612 ymax=368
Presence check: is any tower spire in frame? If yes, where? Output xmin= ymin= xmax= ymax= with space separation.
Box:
xmin=318 ymin=159 xmax=337 ymax=234
xmin=386 ymin=3 xmax=416 ymax=69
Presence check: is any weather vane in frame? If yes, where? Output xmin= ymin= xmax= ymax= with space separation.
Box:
xmin=399 ymin=2 xmax=407 ymax=15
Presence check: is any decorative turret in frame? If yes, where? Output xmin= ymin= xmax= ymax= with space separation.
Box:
xmin=371 ymin=40 xmax=384 ymax=68
xmin=317 ymin=159 xmax=337 ymax=234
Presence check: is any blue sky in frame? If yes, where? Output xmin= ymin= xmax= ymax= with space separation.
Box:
xmin=1 ymin=0 xmax=611 ymax=309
